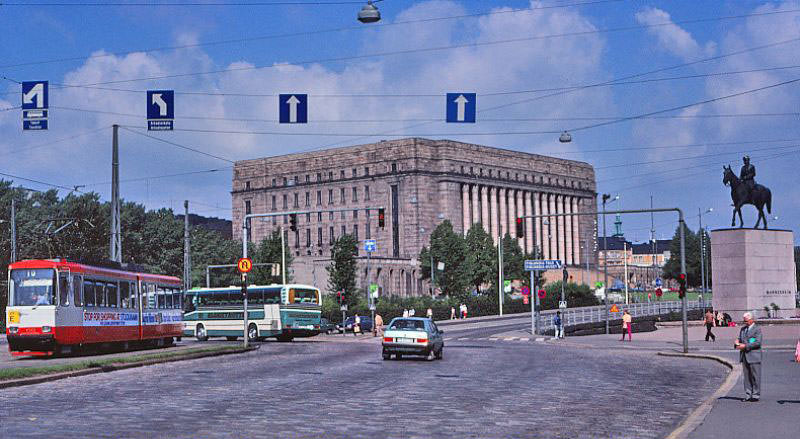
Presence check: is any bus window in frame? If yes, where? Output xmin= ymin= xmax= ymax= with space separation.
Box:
xmin=106 ymin=282 xmax=118 ymax=308
xmin=130 ymin=282 xmax=138 ymax=309
xmin=9 ymin=269 xmax=56 ymax=306
xmin=120 ymin=282 xmax=129 ymax=309
xmin=293 ymin=289 xmax=319 ymax=304
xmin=83 ymin=280 xmax=95 ymax=307
xmin=73 ymin=275 xmax=83 ymax=306
xmin=265 ymin=288 xmax=281 ymax=304
xmin=250 ymin=289 xmax=263 ymax=305
xmin=58 ymin=273 xmax=70 ymax=307
xmin=183 ymin=293 xmax=195 ymax=312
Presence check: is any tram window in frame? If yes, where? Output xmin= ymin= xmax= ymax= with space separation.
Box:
xmin=95 ymin=282 xmax=106 ymax=307
xmin=83 ymin=280 xmax=95 ymax=307
xmin=120 ymin=282 xmax=130 ymax=309
xmin=157 ymin=287 xmax=166 ymax=309
xmin=106 ymin=282 xmax=118 ymax=308
xmin=73 ymin=275 xmax=83 ymax=306
xmin=146 ymin=284 xmax=157 ymax=309
xmin=165 ymin=287 xmax=173 ymax=309
xmin=130 ymin=283 xmax=137 ymax=309
xmin=59 ymin=273 xmax=70 ymax=306
xmin=173 ymin=289 xmax=182 ymax=309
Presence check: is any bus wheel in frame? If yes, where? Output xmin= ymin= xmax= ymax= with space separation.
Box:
xmin=247 ymin=324 xmax=259 ymax=342
xmin=196 ymin=324 xmax=208 ymax=342
xmin=226 ymin=336 xmax=238 ymax=341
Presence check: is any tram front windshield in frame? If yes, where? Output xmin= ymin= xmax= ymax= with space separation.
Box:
xmin=10 ymin=269 xmax=56 ymax=306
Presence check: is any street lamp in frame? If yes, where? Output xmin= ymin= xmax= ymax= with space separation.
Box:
xmin=357 ymin=0 xmax=381 ymax=23
xmin=601 ymin=193 xmax=619 ymax=335
xmin=698 ymin=207 xmax=713 ymax=310
xmin=559 ymin=131 xmax=572 ymax=143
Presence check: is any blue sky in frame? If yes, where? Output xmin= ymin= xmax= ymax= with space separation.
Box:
xmin=1 ymin=0 xmax=799 ymax=243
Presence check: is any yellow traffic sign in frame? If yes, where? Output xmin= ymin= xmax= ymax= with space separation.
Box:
xmin=237 ymin=257 xmax=253 ymax=273
xmin=609 ymin=304 xmax=619 ymax=313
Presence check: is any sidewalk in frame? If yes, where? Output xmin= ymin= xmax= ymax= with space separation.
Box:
xmin=543 ymin=324 xmax=799 ymax=439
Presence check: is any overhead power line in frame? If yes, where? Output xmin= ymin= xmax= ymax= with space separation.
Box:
xmin=120 ymin=126 xmax=237 ymax=164
xmin=0 ymin=126 xmax=109 ymax=158
xmin=28 ymin=8 xmax=800 ymax=89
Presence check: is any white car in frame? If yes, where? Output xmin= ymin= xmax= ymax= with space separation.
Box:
xmin=382 ymin=317 xmax=444 ymax=361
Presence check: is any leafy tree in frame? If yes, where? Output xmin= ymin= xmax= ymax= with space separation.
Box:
xmin=419 ymin=220 xmax=470 ymax=299
xmin=327 ymin=233 xmax=358 ymax=295
xmin=662 ymin=223 xmax=702 ymax=286
xmin=541 ymin=281 xmax=599 ymax=310
xmin=250 ymin=230 xmax=294 ymax=285
xmin=498 ymin=233 xmax=526 ymax=291
xmin=189 ymin=226 xmax=242 ymax=288
xmin=462 ymin=224 xmax=496 ymax=294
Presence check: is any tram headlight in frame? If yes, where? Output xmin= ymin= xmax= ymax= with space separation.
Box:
xmin=41 ymin=326 xmax=52 ymax=333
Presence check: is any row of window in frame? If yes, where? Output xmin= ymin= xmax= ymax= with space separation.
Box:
xmin=283 ymin=224 xmax=368 ymax=249
xmin=69 ymin=277 xmax=182 ymax=310
xmin=242 ymin=162 xmax=402 ymax=192
xmin=269 ymin=186 xmax=372 ymax=210
xmin=459 ymin=165 xmax=585 ymax=189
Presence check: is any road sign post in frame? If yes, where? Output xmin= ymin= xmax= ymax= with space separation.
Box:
xmin=146 ymin=90 xmax=174 ymax=131
xmin=237 ymin=258 xmax=252 ymax=348
xmin=364 ymin=239 xmax=376 ymax=335
xmin=529 ymin=270 xmax=538 ymax=336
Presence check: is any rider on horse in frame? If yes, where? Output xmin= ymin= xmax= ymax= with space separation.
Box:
xmin=740 ymin=155 xmax=756 ymax=193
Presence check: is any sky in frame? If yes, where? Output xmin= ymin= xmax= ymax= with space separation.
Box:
xmin=1 ymin=0 xmax=799 ymax=243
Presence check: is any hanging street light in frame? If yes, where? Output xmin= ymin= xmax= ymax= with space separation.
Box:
xmin=358 ymin=0 xmax=381 ymax=23
xmin=559 ymin=131 xmax=572 ymax=143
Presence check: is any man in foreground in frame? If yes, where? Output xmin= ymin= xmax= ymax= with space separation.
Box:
xmin=735 ymin=312 xmax=762 ymax=402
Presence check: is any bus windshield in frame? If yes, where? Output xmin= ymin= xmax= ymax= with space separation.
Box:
xmin=10 ymin=269 xmax=56 ymax=306
xmin=292 ymin=288 xmax=319 ymax=304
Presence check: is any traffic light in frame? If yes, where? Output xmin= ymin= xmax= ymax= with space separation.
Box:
xmin=562 ymin=266 xmax=568 ymax=283
xmin=378 ymin=208 xmax=385 ymax=229
xmin=289 ymin=213 xmax=298 ymax=232
xmin=678 ymin=273 xmax=687 ymax=299
xmin=515 ymin=217 xmax=524 ymax=238
xmin=340 ymin=290 xmax=347 ymax=305
xmin=336 ymin=291 xmax=343 ymax=305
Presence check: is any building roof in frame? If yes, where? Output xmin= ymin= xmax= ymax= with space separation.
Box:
xmin=598 ymin=237 xmax=671 ymax=253
xmin=597 ymin=236 xmax=630 ymax=251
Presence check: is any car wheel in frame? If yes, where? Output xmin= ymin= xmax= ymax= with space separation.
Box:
xmin=426 ymin=350 xmax=435 ymax=361
xmin=196 ymin=324 xmax=208 ymax=342
xmin=435 ymin=347 xmax=443 ymax=360
xmin=382 ymin=352 xmax=391 ymax=361
xmin=247 ymin=324 xmax=259 ymax=342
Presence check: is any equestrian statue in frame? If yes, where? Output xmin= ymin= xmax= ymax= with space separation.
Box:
xmin=722 ymin=156 xmax=772 ymax=229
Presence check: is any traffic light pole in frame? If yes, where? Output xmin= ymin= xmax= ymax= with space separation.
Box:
xmin=281 ymin=226 xmax=287 ymax=285
xmin=519 ymin=207 xmax=689 ymax=353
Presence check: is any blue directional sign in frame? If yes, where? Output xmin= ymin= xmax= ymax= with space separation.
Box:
xmin=279 ymin=94 xmax=307 ymax=124
xmin=22 ymin=81 xmax=49 ymax=131
xmin=147 ymin=90 xmax=174 ymax=131
xmin=364 ymin=239 xmax=376 ymax=253
xmin=446 ymin=93 xmax=476 ymax=123
xmin=524 ymin=259 xmax=563 ymax=271
xmin=655 ymin=277 xmax=662 ymax=287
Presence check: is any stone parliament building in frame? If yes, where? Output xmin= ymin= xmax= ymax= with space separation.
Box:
xmin=232 ymin=138 xmax=597 ymax=297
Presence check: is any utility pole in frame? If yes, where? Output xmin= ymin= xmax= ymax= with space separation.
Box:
xmin=602 ymin=195 xmax=609 ymax=334
xmin=109 ymin=124 xmax=122 ymax=263
xmin=430 ymin=252 xmax=435 ymax=293
xmin=699 ymin=207 xmax=712 ymax=310
xmin=281 ymin=226 xmax=287 ymax=285
xmin=184 ymin=201 xmax=191 ymax=291
xmin=650 ymin=195 xmax=656 ymax=302
xmin=623 ymin=241 xmax=629 ymax=304
xmin=498 ymin=235 xmax=503 ymax=316
xmin=10 ymin=198 xmax=16 ymax=263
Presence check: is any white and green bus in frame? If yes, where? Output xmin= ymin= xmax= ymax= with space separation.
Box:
xmin=182 ymin=284 xmax=321 ymax=342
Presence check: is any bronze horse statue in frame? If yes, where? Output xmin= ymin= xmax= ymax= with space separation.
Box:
xmin=723 ymin=165 xmax=772 ymax=229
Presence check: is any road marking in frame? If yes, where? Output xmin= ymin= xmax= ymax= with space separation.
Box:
xmin=520 ymin=338 xmax=530 ymax=341
xmin=444 ymin=337 xmax=453 ymax=341
xmin=458 ymin=337 xmax=470 ymax=340
xmin=535 ymin=337 xmax=545 ymax=342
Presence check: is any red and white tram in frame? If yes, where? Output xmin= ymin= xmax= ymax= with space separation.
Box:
xmin=5 ymin=259 xmax=183 ymax=356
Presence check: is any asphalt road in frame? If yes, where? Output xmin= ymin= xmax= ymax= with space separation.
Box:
xmin=0 ymin=326 xmax=728 ymax=439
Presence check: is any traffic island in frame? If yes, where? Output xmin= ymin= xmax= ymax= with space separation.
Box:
xmin=0 ymin=345 xmax=257 ymax=388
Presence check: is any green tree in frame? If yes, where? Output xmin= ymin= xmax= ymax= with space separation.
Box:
xmin=541 ymin=281 xmax=599 ymax=310
xmin=327 ymin=233 xmax=358 ymax=295
xmin=662 ymin=223 xmax=702 ymax=286
xmin=463 ymin=224 xmax=496 ymax=294
xmin=250 ymin=230 xmax=294 ymax=285
xmin=419 ymin=220 xmax=469 ymax=298
xmin=189 ymin=226 xmax=242 ymax=288
xmin=499 ymin=233 xmax=526 ymax=291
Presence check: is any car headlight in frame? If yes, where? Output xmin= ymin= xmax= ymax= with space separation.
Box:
xmin=41 ymin=326 xmax=52 ymax=333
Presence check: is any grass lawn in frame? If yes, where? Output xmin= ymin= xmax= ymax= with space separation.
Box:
xmin=0 ymin=345 xmax=245 ymax=381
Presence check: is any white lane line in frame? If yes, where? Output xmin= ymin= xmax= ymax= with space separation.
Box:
xmin=458 ymin=337 xmax=470 ymax=340
xmin=535 ymin=337 xmax=545 ymax=342
xmin=520 ymin=338 xmax=530 ymax=341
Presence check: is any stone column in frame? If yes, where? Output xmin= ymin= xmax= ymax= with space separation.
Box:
xmin=525 ymin=192 xmax=534 ymax=253
xmin=499 ymin=188 xmax=508 ymax=236
xmin=516 ymin=190 xmax=525 ymax=250
xmin=507 ymin=189 xmax=516 ymax=239
xmin=471 ymin=184 xmax=480 ymax=229
xmin=481 ymin=186 xmax=490 ymax=233
xmin=565 ymin=196 xmax=574 ymax=265
xmin=489 ymin=187 xmax=498 ymax=244
xmin=461 ymin=184 xmax=470 ymax=236
xmin=534 ymin=192 xmax=543 ymax=257
xmin=548 ymin=194 xmax=557 ymax=260
xmin=572 ymin=197 xmax=581 ymax=266
xmin=556 ymin=195 xmax=566 ymax=264
xmin=540 ymin=193 xmax=550 ymax=259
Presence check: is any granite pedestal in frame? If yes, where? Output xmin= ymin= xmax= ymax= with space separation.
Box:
xmin=710 ymin=228 xmax=798 ymax=318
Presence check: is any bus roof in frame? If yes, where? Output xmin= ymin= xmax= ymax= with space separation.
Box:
xmin=187 ymin=284 xmax=319 ymax=293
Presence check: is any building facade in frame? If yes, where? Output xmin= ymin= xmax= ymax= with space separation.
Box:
xmin=231 ymin=138 xmax=597 ymax=296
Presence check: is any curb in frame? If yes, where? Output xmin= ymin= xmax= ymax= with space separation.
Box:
xmin=0 ymin=346 xmax=258 ymax=389
xmin=658 ymin=352 xmax=741 ymax=439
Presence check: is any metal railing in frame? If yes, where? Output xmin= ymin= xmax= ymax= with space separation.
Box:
xmin=534 ymin=300 xmax=704 ymax=332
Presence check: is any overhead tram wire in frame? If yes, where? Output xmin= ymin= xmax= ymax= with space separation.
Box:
xmin=0 ymin=0 xmax=626 ymax=70
xmin=24 ymin=63 xmax=800 ymax=99
xmin=0 ymin=126 xmax=109 ymax=158
xmin=24 ymin=8 xmax=800 ymax=90
xmin=119 ymin=126 xmax=237 ymax=164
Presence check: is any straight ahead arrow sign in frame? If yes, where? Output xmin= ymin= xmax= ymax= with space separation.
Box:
xmin=286 ymin=95 xmax=300 ymax=123
xmin=454 ymin=94 xmax=468 ymax=122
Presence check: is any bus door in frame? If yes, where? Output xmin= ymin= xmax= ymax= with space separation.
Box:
xmin=55 ymin=269 xmax=81 ymax=344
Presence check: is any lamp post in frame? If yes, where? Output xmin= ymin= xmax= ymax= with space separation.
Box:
xmin=357 ymin=0 xmax=382 ymax=23
xmin=698 ymin=207 xmax=712 ymax=310
xmin=601 ymin=193 xmax=619 ymax=335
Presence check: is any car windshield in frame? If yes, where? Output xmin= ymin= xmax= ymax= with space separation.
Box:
xmin=10 ymin=269 xmax=56 ymax=306
xmin=389 ymin=319 xmax=425 ymax=331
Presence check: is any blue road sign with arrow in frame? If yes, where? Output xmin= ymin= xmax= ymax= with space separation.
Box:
xmin=22 ymin=81 xmax=49 ymax=130
xmin=446 ymin=93 xmax=476 ymax=123
xmin=364 ymin=239 xmax=376 ymax=253
xmin=279 ymin=94 xmax=307 ymax=123
xmin=655 ymin=277 xmax=662 ymax=287
xmin=147 ymin=90 xmax=174 ymax=131
xmin=524 ymin=259 xmax=563 ymax=271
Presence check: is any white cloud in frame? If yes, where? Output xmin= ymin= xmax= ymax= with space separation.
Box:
xmin=635 ymin=7 xmax=716 ymax=61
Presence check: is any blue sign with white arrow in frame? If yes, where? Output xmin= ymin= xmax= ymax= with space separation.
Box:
xmin=22 ymin=81 xmax=49 ymax=130
xmin=524 ymin=259 xmax=563 ymax=271
xmin=147 ymin=90 xmax=174 ymax=131
xmin=279 ymin=94 xmax=307 ymax=124
xmin=446 ymin=93 xmax=476 ymax=123
xmin=364 ymin=239 xmax=376 ymax=253
xmin=655 ymin=277 xmax=662 ymax=287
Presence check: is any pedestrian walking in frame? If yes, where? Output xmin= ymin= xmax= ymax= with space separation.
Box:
xmin=794 ymin=339 xmax=800 ymax=363
xmin=620 ymin=309 xmax=632 ymax=341
xmin=353 ymin=314 xmax=361 ymax=336
xmin=374 ymin=314 xmax=384 ymax=337
xmin=426 ymin=307 xmax=433 ymax=320
xmin=402 ymin=309 xmax=409 ymax=318
xmin=553 ymin=311 xmax=564 ymax=339
xmin=450 ymin=306 xmax=456 ymax=320
xmin=704 ymin=309 xmax=716 ymax=342
xmin=735 ymin=312 xmax=762 ymax=402
xmin=409 ymin=308 xmax=416 ymax=317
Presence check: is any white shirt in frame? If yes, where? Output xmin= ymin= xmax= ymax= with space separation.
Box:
xmin=355 ymin=316 xmax=361 ymax=324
